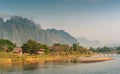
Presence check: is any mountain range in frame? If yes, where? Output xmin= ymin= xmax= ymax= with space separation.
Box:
xmin=0 ymin=16 xmax=107 ymax=48
xmin=77 ymin=37 xmax=103 ymax=48
xmin=0 ymin=16 xmax=78 ymax=46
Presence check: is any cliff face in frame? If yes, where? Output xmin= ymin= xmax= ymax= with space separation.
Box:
xmin=0 ymin=16 xmax=77 ymax=46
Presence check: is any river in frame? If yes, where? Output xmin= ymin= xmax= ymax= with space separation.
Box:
xmin=0 ymin=56 xmax=120 ymax=74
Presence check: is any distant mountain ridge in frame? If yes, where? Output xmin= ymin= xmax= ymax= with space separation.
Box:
xmin=107 ymin=42 xmax=120 ymax=47
xmin=0 ymin=16 xmax=78 ymax=46
xmin=77 ymin=37 xmax=102 ymax=48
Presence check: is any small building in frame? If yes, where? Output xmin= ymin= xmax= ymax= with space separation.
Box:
xmin=13 ymin=47 xmax=22 ymax=55
xmin=36 ymin=49 xmax=45 ymax=54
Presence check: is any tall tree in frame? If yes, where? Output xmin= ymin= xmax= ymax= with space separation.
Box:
xmin=72 ymin=43 xmax=79 ymax=51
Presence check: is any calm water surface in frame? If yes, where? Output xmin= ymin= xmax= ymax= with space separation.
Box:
xmin=0 ymin=57 xmax=120 ymax=74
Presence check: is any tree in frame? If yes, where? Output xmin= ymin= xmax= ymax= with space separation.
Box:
xmin=22 ymin=40 xmax=39 ymax=54
xmin=77 ymin=46 xmax=89 ymax=54
xmin=0 ymin=39 xmax=15 ymax=52
xmin=116 ymin=47 xmax=120 ymax=54
xmin=72 ymin=43 xmax=79 ymax=51
xmin=89 ymin=47 xmax=95 ymax=52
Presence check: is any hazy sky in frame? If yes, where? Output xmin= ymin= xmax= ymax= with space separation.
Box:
xmin=0 ymin=0 xmax=120 ymax=44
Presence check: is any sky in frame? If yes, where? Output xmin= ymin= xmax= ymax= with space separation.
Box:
xmin=0 ymin=0 xmax=120 ymax=44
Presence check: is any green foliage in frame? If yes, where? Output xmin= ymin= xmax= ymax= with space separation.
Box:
xmin=38 ymin=43 xmax=49 ymax=53
xmin=77 ymin=46 xmax=89 ymax=54
xmin=22 ymin=40 xmax=39 ymax=54
xmin=51 ymin=43 xmax=70 ymax=53
xmin=44 ymin=48 xmax=49 ymax=53
xmin=22 ymin=39 xmax=49 ymax=54
xmin=53 ymin=43 xmax=62 ymax=46
xmin=89 ymin=47 xmax=95 ymax=52
xmin=71 ymin=43 xmax=90 ymax=54
xmin=0 ymin=39 xmax=15 ymax=52
xmin=0 ymin=39 xmax=91 ymax=55
xmin=116 ymin=47 xmax=120 ymax=54
xmin=51 ymin=43 xmax=90 ymax=55
xmin=72 ymin=43 xmax=79 ymax=51
xmin=96 ymin=47 xmax=113 ymax=53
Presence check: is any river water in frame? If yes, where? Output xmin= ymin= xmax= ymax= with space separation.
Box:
xmin=0 ymin=57 xmax=120 ymax=74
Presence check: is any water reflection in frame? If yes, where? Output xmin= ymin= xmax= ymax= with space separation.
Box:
xmin=0 ymin=59 xmax=82 ymax=72
xmin=0 ymin=63 xmax=40 ymax=72
xmin=0 ymin=57 xmax=120 ymax=74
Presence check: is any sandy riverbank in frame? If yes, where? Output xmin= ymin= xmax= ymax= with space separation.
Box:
xmin=0 ymin=55 xmax=114 ymax=64
xmin=77 ymin=57 xmax=114 ymax=63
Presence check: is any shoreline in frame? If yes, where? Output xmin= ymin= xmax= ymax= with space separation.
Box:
xmin=0 ymin=53 xmax=114 ymax=64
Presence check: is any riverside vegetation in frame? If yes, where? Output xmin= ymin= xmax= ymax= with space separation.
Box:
xmin=0 ymin=39 xmax=118 ymax=64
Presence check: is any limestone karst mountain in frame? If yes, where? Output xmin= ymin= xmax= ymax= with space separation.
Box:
xmin=0 ymin=16 xmax=77 ymax=46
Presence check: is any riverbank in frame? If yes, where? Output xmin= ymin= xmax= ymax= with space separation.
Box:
xmin=78 ymin=57 xmax=114 ymax=63
xmin=0 ymin=52 xmax=113 ymax=64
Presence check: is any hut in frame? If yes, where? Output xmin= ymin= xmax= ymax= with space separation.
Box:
xmin=36 ymin=48 xmax=45 ymax=54
xmin=13 ymin=47 xmax=22 ymax=55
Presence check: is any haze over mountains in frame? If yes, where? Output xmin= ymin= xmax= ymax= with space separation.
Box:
xmin=0 ymin=16 xmax=77 ymax=46
xmin=107 ymin=42 xmax=120 ymax=47
xmin=77 ymin=37 xmax=103 ymax=48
